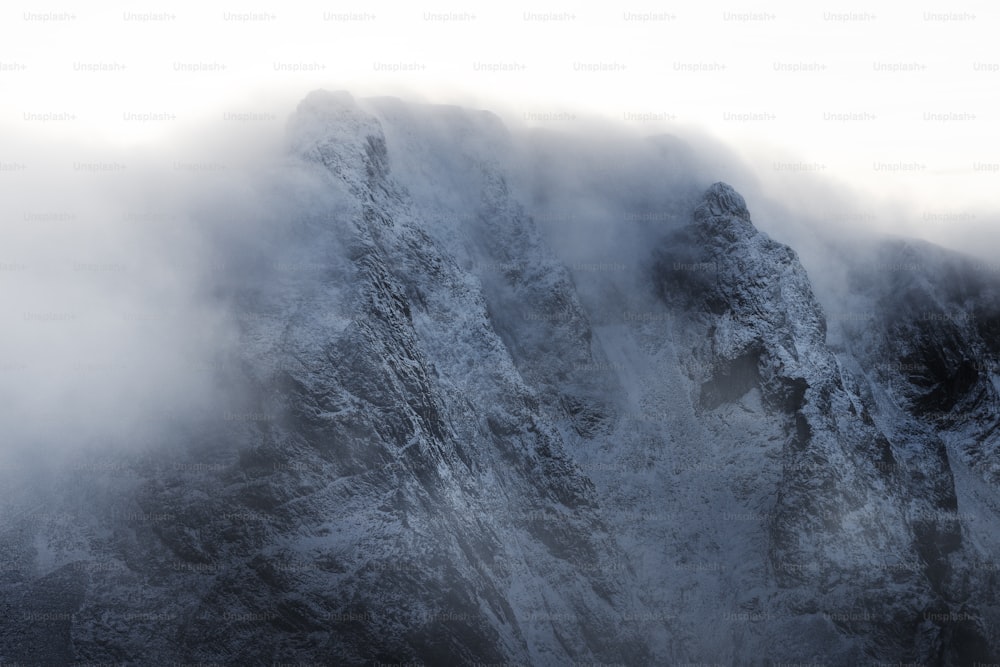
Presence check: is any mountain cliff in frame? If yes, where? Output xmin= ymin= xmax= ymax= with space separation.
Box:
xmin=1 ymin=90 xmax=998 ymax=665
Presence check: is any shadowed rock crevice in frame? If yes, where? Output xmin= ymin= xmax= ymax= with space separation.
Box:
xmin=698 ymin=348 xmax=762 ymax=410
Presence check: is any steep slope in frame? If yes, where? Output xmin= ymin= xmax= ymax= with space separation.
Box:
xmin=644 ymin=184 xmax=995 ymax=664
xmin=828 ymin=237 xmax=1000 ymax=655
xmin=2 ymin=91 xmax=1000 ymax=666
xmin=515 ymin=173 xmax=998 ymax=662
xmin=0 ymin=91 xmax=652 ymax=665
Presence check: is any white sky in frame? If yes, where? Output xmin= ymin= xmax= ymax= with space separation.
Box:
xmin=1 ymin=0 xmax=998 ymax=247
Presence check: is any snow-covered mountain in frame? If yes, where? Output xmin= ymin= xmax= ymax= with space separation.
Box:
xmin=2 ymin=90 xmax=999 ymax=665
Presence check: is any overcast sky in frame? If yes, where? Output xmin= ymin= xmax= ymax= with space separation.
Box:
xmin=1 ymin=0 xmax=998 ymax=249
xmin=3 ymin=0 xmax=997 ymax=210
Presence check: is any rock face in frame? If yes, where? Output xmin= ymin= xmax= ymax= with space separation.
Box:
xmin=652 ymin=187 xmax=996 ymax=663
xmin=2 ymin=90 xmax=999 ymax=665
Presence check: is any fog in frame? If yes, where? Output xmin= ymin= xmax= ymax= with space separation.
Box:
xmin=2 ymin=87 xmax=998 ymax=472
xmin=0 ymin=111 xmax=346 ymax=470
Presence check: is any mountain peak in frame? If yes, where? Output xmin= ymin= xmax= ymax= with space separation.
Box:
xmin=287 ymin=89 xmax=381 ymax=151
xmin=695 ymin=181 xmax=752 ymax=223
xmin=286 ymin=89 xmax=390 ymax=192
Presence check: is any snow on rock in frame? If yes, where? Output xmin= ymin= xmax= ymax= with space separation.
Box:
xmin=2 ymin=95 xmax=999 ymax=666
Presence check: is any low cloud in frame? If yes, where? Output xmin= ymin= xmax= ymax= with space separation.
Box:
xmin=1 ymin=86 xmax=996 ymax=469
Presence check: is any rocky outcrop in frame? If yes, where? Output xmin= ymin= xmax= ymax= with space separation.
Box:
xmin=652 ymin=183 xmax=996 ymax=663
xmin=0 ymin=90 xmax=653 ymax=666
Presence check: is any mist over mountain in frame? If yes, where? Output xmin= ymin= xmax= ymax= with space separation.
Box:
xmin=2 ymin=90 xmax=1000 ymax=665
